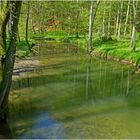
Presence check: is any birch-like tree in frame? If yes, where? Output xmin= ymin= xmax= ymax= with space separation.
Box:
xmin=108 ymin=0 xmax=112 ymax=38
xmin=117 ymin=1 xmax=123 ymax=38
xmin=102 ymin=0 xmax=106 ymax=36
xmin=89 ymin=0 xmax=100 ymax=53
xmin=130 ymin=0 xmax=137 ymax=52
xmin=124 ymin=0 xmax=130 ymax=36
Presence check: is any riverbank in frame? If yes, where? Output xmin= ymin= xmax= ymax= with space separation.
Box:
xmin=35 ymin=31 xmax=140 ymax=71
xmin=14 ymin=58 xmax=40 ymax=69
xmin=1 ymin=31 xmax=140 ymax=73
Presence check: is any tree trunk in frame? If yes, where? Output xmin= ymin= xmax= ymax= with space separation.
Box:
xmin=26 ymin=1 xmax=31 ymax=52
xmin=115 ymin=1 xmax=120 ymax=36
xmin=108 ymin=0 xmax=112 ymax=38
xmin=124 ymin=0 xmax=130 ymax=36
xmin=129 ymin=7 xmax=132 ymax=36
xmin=130 ymin=0 xmax=137 ymax=52
xmin=89 ymin=1 xmax=94 ymax=53
xmin=0 ymin=1 xmax=22 ymax=121
xmin=117 ymin=1 xmax=123 ymax=38
xmin=102 ymin=0 xmax=106 ymax=36
xmin=88 ymin=0 xmax=100 ymax=53
xmin=1 ymin=2 xmax=10 ymax=51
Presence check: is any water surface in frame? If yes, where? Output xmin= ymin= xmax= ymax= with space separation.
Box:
xmin=6 ymin=42 xmax=140 ymax=138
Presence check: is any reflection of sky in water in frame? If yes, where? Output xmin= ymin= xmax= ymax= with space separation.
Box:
xmin=20 ymin=112 xmax=65 ymax=139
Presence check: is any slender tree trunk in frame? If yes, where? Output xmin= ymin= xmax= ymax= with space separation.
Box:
xmin=108 ymin=0 xmax=112 ymax=38
xmin=130 ymin=7 xmax=132 ymax=36
xmin=117 ymin=1 xmax=123 ymax=38
xmin=102 ymin=0 xmax=106 ymax=36
xmin=89 ymin=1 xmax=94 ymax=53
xmin=115 ymin=1 xmax=120 ymax=36
xmin=1 ymin=2 xmax=10 ymax=51
xmin=130 ymin=0 xmax=137 ymax=52
xmin=26 ymin=1 xmax=31 ymax=51
xmin=0 ymin=1 xmax=22 ymax=121
xmin=124 ymin=0 xmax=130 ymax=36
xmin=114 ymin=13 xmax=116 ymax=35
xmin=88 ymin=0 xmax=100 ymax=53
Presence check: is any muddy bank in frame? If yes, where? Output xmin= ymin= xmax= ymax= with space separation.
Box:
xmin=14 ymin=58 xmax=40 ymax=69
xmin=13 ymin=58 xmax=41 ymax=78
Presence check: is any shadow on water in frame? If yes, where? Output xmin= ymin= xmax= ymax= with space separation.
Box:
xmin=0 ymin=120 xmax=12 ymax=139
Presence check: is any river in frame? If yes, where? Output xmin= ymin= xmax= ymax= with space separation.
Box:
xmin=1 ymin=42 xmax=140 ymax=139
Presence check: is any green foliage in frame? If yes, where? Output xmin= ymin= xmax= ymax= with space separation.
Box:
xmin=93 ymin=38 xmax=140 ymax=66
xmin=16 ymin=40 xmax=35 ymax=58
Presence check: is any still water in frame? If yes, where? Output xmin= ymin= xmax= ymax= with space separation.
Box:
xmin=2 ymin=42 xmax=140 ymax=138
